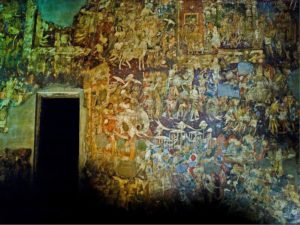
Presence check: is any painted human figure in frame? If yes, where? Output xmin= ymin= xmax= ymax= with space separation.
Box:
xmin=267 ymin=100 xmax=280 ymax=135
xmin=274 ymin=148 xmax=283 ymax=177
xmin=211 ymin=57 xmax=220 ymax=84
xmin=102 ymin=103 xmax=118 ymax=154
xmin=275 ymin=34 xmax=284 ymax=58
xmin=211 ymin=26 xmax=221 ymax=51
xmin=117 ymin=98 xmax=138 ymax=159
xmin=183 ymin=68 xmax=194 ymax=87
xmin=264 ymin=23 xmax=276 ymax=57
xmin=289 ymin=105 xmax=298 ymax=131
xmin=169 ymin=84 xmax=179 ymax=99
xmin=256 ymin=139 xmax=269 ymax=161
xmin=205 ymin=128 xmax=214 ymax=150
xmin=176 ymin=100 xmax=189 ymax=120
xmin=192 ymin=68 xmax=201 ymax=87
xmin=284 ymin=95 xmax=295 ymax=112
xmin=278 ymin=105 xmax=289 ymax=133
xmin=144 ymin=95 xmax=154 ymax=119
xmin=168 ymin=64 xmax=177 ymax=89
xmin=198 ymin=74 xmax=207 ymax=96
xmin=165 ymin=96 xmax=177 ymax=118
xmin=190 ymin=85 xmax=200 ymax=121
xmin=119 ymin=97 xmax=133 ymax=113
xmin=206 ymin=69 xmax=217 ymax=97
xmin=154 ymin=91 xmax=163 ymax=118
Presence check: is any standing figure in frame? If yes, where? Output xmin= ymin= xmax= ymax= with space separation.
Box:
xmin=267 ymin=100 xmax=280 ymax=135
xmin=278 ymin=106 xmax=289 ymax=133
xmin=190 ymin=86 xmax=200 ymax=121
xmin=211 ymin=57 xmax=220 ymax=84
xmin=168 ymin=64 xmax=178 ymax=88
xmin=264 ymin=23 xmax=276 ymax=57
xmin=264 ymin=35 xmax=273 ymax=57
xmin=102 ymin=103 xmax=117 ymax=154
xmin=176 ymin=100 xmax=189 ymax=120
xmin=274 ymin=148 xmax=283 ymax=177
xmin=211 ymin=26 xmax=221 ymax=51
xmin=275 ymin=37 xmax=283 ymax=58
xmin=165 ymin=96 xmax=177 ymax=118
xmin=154 ymin=91 xmax=163 ymax=119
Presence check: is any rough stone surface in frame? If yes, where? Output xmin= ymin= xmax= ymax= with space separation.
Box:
xmin=0 ymin=94 xmax=36 ymax=151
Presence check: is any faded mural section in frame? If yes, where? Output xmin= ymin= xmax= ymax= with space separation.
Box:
xmin=0 ymin=0 xmax=299 ymax=224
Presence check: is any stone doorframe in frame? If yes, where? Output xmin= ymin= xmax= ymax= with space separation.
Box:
xmin=33 ymin=90 xmax=87 ymax=186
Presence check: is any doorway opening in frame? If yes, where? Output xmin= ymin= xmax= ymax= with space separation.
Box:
xmin=34 ymin=97 xmax=79 ymax=203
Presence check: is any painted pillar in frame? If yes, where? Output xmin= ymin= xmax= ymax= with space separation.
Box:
xmin=22 ymin=0 xmax=37 ymax=59
xmin=251 ymin=0 xmax=258 ymax=29
xmin=252 ymin=0 xmax=261 ymax=49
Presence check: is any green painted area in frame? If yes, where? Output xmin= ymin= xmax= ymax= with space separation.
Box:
xmin=37 ymin=0 xmax=86 ymax=27
xmin=136 ymin=140 xmax=147 ymax=152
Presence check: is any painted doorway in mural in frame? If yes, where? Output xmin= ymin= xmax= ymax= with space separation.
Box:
xmin=34 ymin=95 xmax=79 ymax=200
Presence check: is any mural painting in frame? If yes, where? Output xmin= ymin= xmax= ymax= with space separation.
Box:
xmin=0 ymin=0 xmax=299 ymax=223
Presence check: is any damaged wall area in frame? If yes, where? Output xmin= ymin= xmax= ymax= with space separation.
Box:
xmin=0 ymin=93 xmax=35 ymax=150
xmin=37 ymin=0 xmax=87 ymax=28
xmin=0 ymin=0 xmax=299 ymax=224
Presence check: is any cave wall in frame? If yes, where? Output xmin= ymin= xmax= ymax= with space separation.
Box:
xmin=0 ymin=0 xmax=299 ymax=223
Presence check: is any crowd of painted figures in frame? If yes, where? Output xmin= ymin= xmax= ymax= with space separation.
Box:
xmin=0 ymin=0 xmax=299 ymax=224
xmin=87 ymin=61 xmax=300 ymax=223
xmin=83 ymin=1 xmax=300 ymax=224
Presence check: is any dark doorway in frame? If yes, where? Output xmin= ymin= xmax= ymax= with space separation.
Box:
xmin=35 ymin=98 xmax=79 ymax=203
